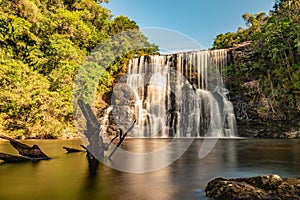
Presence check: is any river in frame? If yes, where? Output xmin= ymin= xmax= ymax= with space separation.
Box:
xmin=0 ymin=139 xmax=299 ymax=200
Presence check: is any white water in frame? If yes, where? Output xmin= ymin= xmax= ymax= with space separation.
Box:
xmin=102 ymin=49 xmax=237 ymax=138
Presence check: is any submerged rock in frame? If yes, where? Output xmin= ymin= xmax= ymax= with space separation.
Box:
xmin=205 ymin=175 xmax=300 ymax=200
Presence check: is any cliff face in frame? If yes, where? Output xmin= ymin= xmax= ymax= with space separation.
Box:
xmin=226 ymin=43 xmax=300 ymax=138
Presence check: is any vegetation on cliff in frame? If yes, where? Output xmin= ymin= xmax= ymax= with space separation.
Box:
xmin=0 ymin=0 xmax=158 ymax=138
xmin=213 ymin=0 xmax=300 ymax=122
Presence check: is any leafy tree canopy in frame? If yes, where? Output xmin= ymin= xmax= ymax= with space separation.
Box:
xmin=213 ymin=0 xmax=300 ymax=119
xmin=0 ymin=0 xmax=158 ymax=138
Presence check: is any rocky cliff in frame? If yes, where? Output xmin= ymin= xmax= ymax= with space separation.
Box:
xmin=226 ymin=43 xmax=300 ymax=138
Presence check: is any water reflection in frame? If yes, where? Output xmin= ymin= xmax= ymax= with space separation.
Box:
xmin=0 ymin=139 xmax=300 ymax=200
xmin=102 ymin=138 xmax=194 ymax=173
xmin=86 ymin=157 xmax=99 ymax=189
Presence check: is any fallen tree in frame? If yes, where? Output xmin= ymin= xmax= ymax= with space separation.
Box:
xmin=63 ymin=146 xmax=85 ymax=153
xmin=0 ymin=100 xmax=136 ymax=164
xmin=0 ymin=134 xmax=50 ymax=163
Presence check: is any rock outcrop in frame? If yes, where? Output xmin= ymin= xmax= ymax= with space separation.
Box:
xmin=206 ymin=175 xmax=300 ymax=200
xmin=226 ymin=43 xmax=300 ymax=138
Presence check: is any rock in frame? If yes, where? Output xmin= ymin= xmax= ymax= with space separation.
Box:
xmin=205 ymin=175 xmax=300 ymax=200
xmin=285 ymin=131 xmax=300 ymax=139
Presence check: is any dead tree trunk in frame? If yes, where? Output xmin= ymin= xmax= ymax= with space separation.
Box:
xmin=77 ymin=99 xmax=106 ymax=161
xmin=0 ymin=134 xmax=50 ymax=163
xmin=109 ymin=119 xmax=136 ymax=159
xmin=77 ymin=99 xmax=136 ymax=162
xmin=63 ymin=146 xmax=85 ymax=153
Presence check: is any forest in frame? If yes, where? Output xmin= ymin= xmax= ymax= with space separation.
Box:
xmin=0 ymin=0 xmax=157 ymax=138
xmin=213 ymin=0 xmax=300 ymax=122
xmin=0 ymin=0 xmax=299 ymax=138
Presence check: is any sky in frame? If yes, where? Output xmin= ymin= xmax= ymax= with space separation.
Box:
xmin=104 ymin=0 xmax=275 ymax=51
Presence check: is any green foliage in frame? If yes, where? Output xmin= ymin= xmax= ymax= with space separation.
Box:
xmin=108 ymin=15 xmax=139 ymax=36
xmin=213 ymin=32 xmax=241 ymax=49
xmin=74 ymin=28 xmax=159 ymax=108
xmin=0 ymin=0 xmax=158 ymax=138
xmin=0 ymin=57 xmax=69 ymax=138
xmin=214 ymin=0 xmax=300 ymax=119
xmin=212 ymin=12 xmax=267 ymax=49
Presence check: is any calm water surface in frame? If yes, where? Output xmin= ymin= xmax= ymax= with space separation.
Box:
xmin=0 ymin=139 xmax=299 ymax=200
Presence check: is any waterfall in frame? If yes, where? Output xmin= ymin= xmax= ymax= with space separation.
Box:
xmin=102 ymin=49 xmax=237 ymax=138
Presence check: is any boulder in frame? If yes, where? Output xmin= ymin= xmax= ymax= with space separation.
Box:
xmin=205 ymin=175 xmax=300 ymax=200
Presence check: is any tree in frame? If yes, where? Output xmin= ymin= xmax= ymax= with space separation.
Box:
xmin=0 ymin=0 xmax=158 ymax=138
xmin=213 ymin=0 xmax=300 ymax=119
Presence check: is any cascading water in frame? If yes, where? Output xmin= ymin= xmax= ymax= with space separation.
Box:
xmin=102 ymin=49 xmax=237 ymax=138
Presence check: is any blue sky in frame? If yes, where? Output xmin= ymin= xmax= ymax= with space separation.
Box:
xmin=104 ymin=0 xmax=274 ymax=50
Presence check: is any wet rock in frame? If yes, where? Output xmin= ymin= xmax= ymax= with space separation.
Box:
xmin=205 ymin=175 xmax=300 ymax=200
xmin=112 ymin=83 xmax=136 ymax=105
xmin=280 ymin=131 xmax=300 ymax=139
xmin=102 ymin=91 xmax=113 ymax=105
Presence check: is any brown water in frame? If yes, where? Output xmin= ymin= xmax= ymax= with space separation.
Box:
xmin=0 ymin=139 xmax=299 ymax=200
